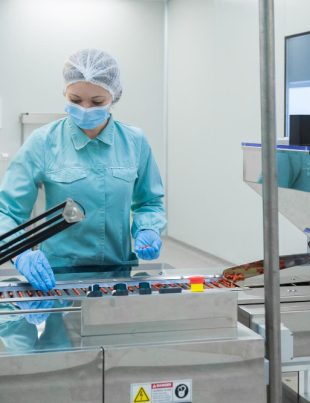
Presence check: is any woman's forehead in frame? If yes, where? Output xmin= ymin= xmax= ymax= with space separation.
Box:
xmin=66 ymin=82 xmax=111 ymax=98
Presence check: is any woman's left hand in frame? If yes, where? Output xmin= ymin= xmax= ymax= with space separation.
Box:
xmin=134 ymin=230 xmax=162 ymax=260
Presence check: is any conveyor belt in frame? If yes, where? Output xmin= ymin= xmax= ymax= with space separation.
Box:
xmin=0 ymin=277 xmax=238 ymax=302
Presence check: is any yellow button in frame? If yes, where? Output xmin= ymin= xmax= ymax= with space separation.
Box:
xmin=190 ymin=284 xmax=204 ymax=292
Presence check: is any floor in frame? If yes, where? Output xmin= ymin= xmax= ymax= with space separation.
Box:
xmin=157 ymin=236 xmax=233 ymax=275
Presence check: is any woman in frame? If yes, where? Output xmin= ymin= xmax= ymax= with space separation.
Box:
xmin=0 ymin=49 xmax=166 ymax=292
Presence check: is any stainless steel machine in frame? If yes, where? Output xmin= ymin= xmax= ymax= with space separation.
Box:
xmin=240 ymin=142 xmax=310 ymax=402
xmin=0 ymin=263 xmax=266 ymax=403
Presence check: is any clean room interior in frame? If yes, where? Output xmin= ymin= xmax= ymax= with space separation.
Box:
xmin=1 ymin=0 xmax=310 ymax=402
xmin=0 ymin=0 xmax=309 ymax=266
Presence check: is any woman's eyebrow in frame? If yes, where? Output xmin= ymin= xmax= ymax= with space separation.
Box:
xmin=91 ymin=96 xmax=106 ymax=100
xmin=69 ymin=94 xmax=81 ymax=98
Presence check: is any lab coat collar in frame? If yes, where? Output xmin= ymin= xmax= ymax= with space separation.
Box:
xmin=68 ymin=115 xmax=115 ymax=150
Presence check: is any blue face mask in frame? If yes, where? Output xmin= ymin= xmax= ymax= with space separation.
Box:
xmin=65 ymin=102 xmax=111 ymax=130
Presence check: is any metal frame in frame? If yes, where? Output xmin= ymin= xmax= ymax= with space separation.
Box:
xmin=259 ymin=1 xmax=282 ymax=402
xmin=284 ymin=30 xmax=310 ymax=137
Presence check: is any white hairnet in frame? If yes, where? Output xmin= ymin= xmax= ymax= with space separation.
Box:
xmin=63 ymin=49 xmax=122 ymax=103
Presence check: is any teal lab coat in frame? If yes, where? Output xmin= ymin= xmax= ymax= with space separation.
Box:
xmin=277 ymin=150 xmax=310 ymax=192
xmin=0 ymin=116 xmax=166 ymax=267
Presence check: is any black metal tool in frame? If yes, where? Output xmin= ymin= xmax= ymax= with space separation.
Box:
xmin=0 ymin=198 xmax=85 ymax=265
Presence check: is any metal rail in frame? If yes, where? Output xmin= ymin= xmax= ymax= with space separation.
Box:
xmin=0 ymin=307 xmax=81 ymax=315
xmin=259 ymin=0 xmax=282 ymax=402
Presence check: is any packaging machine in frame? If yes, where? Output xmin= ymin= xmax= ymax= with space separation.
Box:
xmin=0 ymin=262 xmax=266 ymax=403
xmin=0 ymin=185 xmax=267 ymax=402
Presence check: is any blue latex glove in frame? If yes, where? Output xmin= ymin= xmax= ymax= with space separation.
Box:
xmin=14 ymin=250 xmax=55 ymax=292
xmin=134 ymin=230 xmax=162 ymax=260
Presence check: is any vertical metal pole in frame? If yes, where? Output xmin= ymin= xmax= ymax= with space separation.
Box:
xmin=163 ymin=0 xmax=169 ymax=232
xmin=259 ymin=1 xmax=282 ymax=402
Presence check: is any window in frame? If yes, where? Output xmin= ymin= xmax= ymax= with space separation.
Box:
xmin=285 ymin=32 xmax=310 ymax=136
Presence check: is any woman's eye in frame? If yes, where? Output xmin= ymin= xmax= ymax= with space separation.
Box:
xmin=93 ymin=102 xmax=103 ymax=106
xmin=71 ymin=99 xmax=81 ymax=104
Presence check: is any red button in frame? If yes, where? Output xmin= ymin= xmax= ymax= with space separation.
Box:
xmin=188 ymin=276 xmax=205 ymax=284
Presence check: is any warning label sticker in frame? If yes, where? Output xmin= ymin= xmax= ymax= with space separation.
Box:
xmin=134 ymin=386 xmax=151 ymax=402
xmin=131 ymin=379 xmax=192 ymax=403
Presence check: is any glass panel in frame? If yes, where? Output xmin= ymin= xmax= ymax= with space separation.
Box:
xmin=53 ymin=262 xmax=170 ymax=282
xmin=243 ymin=146 xmax=310 ymax=192
xmin=243 ymin=145 xmax=310 ymax=232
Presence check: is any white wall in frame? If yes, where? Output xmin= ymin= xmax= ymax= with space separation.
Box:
xmin=167 ymin=0 xmax=307 ymax=264
xmin=0 ymin=0 xmax=166 ymax=174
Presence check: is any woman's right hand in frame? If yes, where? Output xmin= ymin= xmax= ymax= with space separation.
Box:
xmin=14 ymin=250 xmax=55 ymax=292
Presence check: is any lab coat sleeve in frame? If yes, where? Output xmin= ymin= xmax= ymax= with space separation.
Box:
xmin=131 ymin=136 xmax=167 ymax=238
xmin=0 ymin=132 xmax=44 ymax=239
